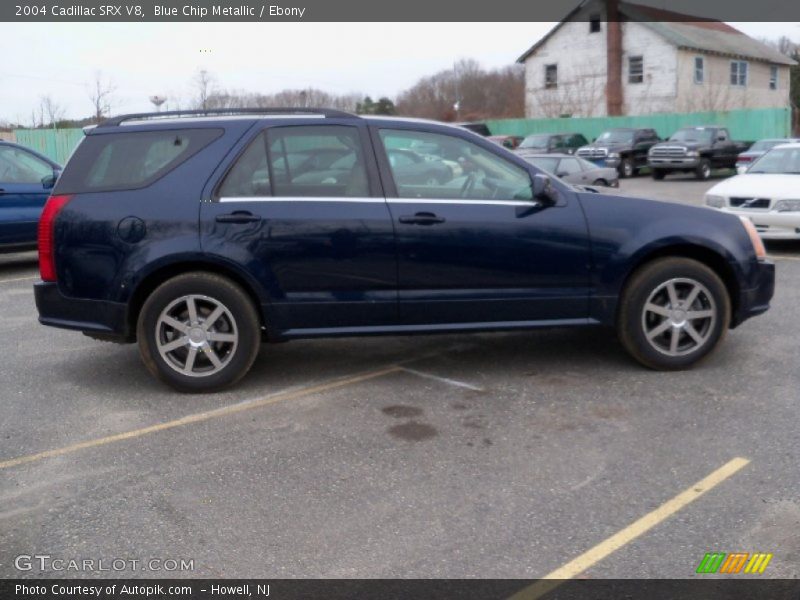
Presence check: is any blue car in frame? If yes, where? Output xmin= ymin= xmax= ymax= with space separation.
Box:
xmin=34 ymin=109 xmax=774 ymax=392
xmin=0 ymin=141 xmax=62 ymax=252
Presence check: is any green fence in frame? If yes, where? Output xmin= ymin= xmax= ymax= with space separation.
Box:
xmin=14 ymin=128 xmax=85 ymax=165
xmin=485 ymin=108 xmax=792 ymax=142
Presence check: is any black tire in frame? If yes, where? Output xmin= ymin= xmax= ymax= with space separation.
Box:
xmin=592 ymin=179 xmax=608 ymax=187
xmin=651 ymin=169 xmax=666 ymax=180
xmin=619 ymin=157 xmax=635 ymax=178
xmin=137 ymin=272 xmax=261 ymax=392
xmin=617 ymin=257 xmax=730 ymax=370
xmin=695 ymin=158 xmax=712 ymax=180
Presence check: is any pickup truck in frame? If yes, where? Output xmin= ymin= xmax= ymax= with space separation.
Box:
xmin=575 ymin=127 xmax=660 ymax=178
xmin=647 ymin=126 xmax=750 ymax=180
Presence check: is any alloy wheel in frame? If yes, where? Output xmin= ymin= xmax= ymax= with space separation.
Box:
xmin=155 ymin=294 xmax=238 ymax=377
xmin=641 ymin=278 xmax=717 ymax=357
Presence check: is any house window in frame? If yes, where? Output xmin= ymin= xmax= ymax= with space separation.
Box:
xmin=730 ymin=60 xmax=748 ymax=86
xmin=589 ymin=15 xmax=601 ymax=33
xmin=545 ymin=64 xmax=558 ymax=89
xmin=628 ymin=56 xmax=644 ymax=84
xmin=694 ymin=56 xmax=704 ymax=84
xmin=770 ymin=65 xmax=778 ymax=90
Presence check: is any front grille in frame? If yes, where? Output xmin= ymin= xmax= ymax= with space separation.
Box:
xmin=729 ymin=197 xmax=771 ymax=209
xmin=577 ymin=148 xmax=607 ymax=159
xmin=650 ymin=146 xmax=687 ymax=158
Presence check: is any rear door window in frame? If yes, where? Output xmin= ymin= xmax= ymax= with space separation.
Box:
xmin=267 ymin=126 xmax=369 ymax=198
xmin=56 ymin=128 xmax=222 ymax=193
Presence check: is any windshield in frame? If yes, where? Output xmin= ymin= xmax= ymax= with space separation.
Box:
xmin=519 ymin=135 xmax=550 ymax=149
xmin=748 ymin=147 xmax=800 ymax=174
xmin=597 ymin=130 xmax=634 ymax=144
xmin=669 ymin=129 xmax=714 ymax=144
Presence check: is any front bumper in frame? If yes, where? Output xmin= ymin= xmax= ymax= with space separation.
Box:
xmin=719 ymin=209 xmax=800 ymax=240
xmin=648 ymin=157 xmax=700 ymax=169
xmin=34 ymin=282 xmax=130 ymax=340
xmin=732 ymin=259 xmax=775 ymax=327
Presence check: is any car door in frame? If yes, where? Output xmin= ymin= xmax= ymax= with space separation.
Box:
xmin=201 ymin=122 xmax=397 ymax=334
xmin=372 ymin=125 xmax=591 ymax=326
xmin=0 ymin=145 xmax=57 ymax=248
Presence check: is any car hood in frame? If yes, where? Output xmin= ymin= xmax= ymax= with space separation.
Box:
xmin=654 ymin=141 xmax=704 ymax=150
xmin=581 ymin=142 xmax=629 ymax=151
xmin=707 ymin=173 xmax=800 ymax=199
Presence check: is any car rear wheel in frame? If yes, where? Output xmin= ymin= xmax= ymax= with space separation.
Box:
xmin=695 ymin=159 xmax=712 ymax=180
xmin=617 ymin=258 xmax=730 ymax=370
xmin=137 ymin=272 xmax=261 ymax=392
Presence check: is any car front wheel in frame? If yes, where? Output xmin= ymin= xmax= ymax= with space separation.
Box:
xmin=617 ymin=258 xmax=730 ymax=370
xmin=137 ymin=272 xmax=261 ymax=392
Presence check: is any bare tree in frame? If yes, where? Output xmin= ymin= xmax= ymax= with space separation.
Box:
xmin=193 ymin=69 xmax=216 ymax=110
xmin=396 ymin=59 xmax=525 ymax=121
xmin=88 ymin=71 xmax=116 ymax=122
xmin=39 ymin=95 xmax=65 ymax=127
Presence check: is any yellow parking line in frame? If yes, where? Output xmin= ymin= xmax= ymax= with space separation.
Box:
xmin=0 ymin=365 xmax=401 ymax=470
xmin=0 ymin=275 xmax=37 ymax=284
xmin=510 ymin=457 xmax=750 ymax=600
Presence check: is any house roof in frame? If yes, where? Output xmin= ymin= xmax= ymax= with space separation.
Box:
xmin=517 ymin=1 xmax=797 ymax=66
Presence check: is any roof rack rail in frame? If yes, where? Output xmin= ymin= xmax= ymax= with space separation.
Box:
xmin=98 ymin=107 xmax=356 ymax=127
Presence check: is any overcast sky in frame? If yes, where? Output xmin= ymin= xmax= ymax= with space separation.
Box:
xmin=1 ymin=21 xmax=798 ymax=123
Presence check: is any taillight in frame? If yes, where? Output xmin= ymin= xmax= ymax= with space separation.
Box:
xmin=738 ymin=155 xmax=752 ymax=162
xmin=38 ymin=194 xmax=73 ymax=282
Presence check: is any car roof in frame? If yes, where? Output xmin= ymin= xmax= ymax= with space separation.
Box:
xmin=0 ymin=139 xmax=61 ymax=166
xmin=89 ymin=109 xmax=484 ymax=138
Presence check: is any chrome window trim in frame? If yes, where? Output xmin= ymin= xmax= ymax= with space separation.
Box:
xmin=218 ymin=196 xmax=535 ymax=207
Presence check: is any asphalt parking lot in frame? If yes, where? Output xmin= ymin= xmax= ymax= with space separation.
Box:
xmin=1 ymin=175 xmax=799 ymax=582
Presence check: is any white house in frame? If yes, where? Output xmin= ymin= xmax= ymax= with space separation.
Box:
xmin=517 ymin=0 xmax=796 ymax=118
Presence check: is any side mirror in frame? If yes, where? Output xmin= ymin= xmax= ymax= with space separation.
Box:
xmin=532 ymin=173 xmax=556 ymax=203
xmin=41 ymin=169 xmax=60 ymax=189
xmin=717 ymin=136 xmax=726 ymax=142
xmin=556 ymin=171 xmax=568 ymax=178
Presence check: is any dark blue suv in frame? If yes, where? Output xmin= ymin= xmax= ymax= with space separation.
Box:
xmin=34 ymin=109 xmax=774 ymax=392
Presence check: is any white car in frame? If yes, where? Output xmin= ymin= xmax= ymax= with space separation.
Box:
xmin=705 ymin=143 xmax=800 ymax=239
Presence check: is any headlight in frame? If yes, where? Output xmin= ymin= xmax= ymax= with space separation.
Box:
xmin=739 ymin=217 xmax=767 ymax=260
xmin=773 ymin=199 xmax=800 ymax=212
xmin=705 ymin=195 xmax=725 ymax=208
xmin=608 ymin=152 xmax=620 ymax=158
xmin=686 ymin=150 xmax=699 ymax=157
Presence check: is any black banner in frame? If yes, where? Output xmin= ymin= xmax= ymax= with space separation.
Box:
xmin=3 ymin=580 xmax=800 ymax=600
xmin=2 ymin=0 xmax=800 ymax=22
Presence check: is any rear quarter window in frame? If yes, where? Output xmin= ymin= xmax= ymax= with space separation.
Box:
xmin=55 ymin=128 xmax=223 ymax=193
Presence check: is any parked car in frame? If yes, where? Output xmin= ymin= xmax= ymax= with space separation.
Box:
xmin=735 ymin=138 xmax=800 ymax=174
xmin=520 ymin=153 xmax=619 ymax=187
xmin=0 ymin=141 xmax=61 ymax=252
xmin=516 ymin=132 xmax=588 ymax=156
xmin=705 ymin=142 xmax=800 ymax=239
xmin=648 ymin=126 xmax=750 ymax=180
xmin=35 ymin=108 xmax=774 ymax=392
xmin=488 ymin=135 xmax=524 ymax=150
xmin=576 ymin=128 xmax=660 ymax=178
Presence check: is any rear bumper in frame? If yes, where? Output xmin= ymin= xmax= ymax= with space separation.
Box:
xmin=732 ymin=260 xmax=775 ymax=327
xmin=34 ymin=282 xmax=130 ymax=340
